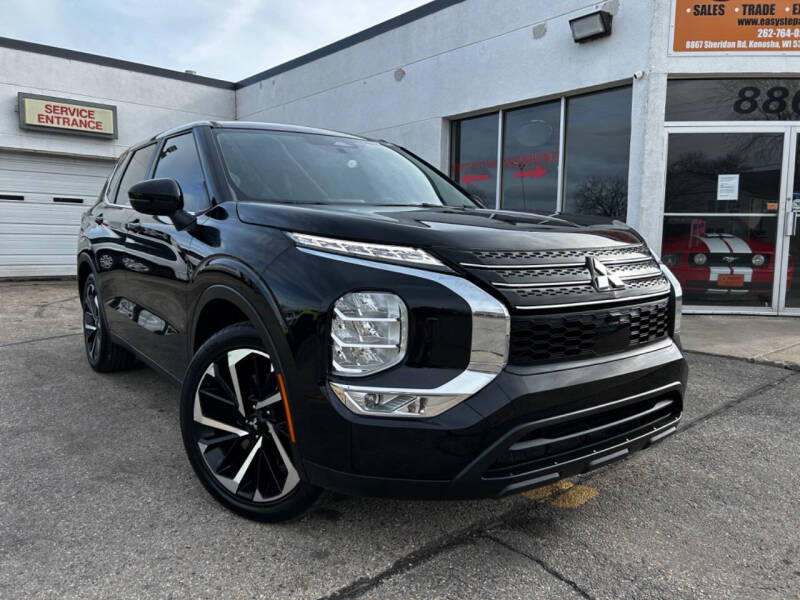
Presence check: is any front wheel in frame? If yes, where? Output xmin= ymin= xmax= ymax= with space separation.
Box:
xmin=180 ymin=323 xmax=320 ymax=522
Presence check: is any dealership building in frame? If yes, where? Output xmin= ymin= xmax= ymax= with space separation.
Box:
xmin=2 ymin=0 xmax=800 ymax=315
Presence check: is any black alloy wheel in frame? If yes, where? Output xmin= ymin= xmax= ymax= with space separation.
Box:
xmin=83 ymin=278 xmax=102 ymax=363
xmin=180 ymin=324 xmax=320 ymax=521
xmin=81 ymin=272 xmax=137 ymax=372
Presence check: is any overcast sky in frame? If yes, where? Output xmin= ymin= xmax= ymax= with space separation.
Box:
xmin=2 ymin=0 xmax=429 ymax=81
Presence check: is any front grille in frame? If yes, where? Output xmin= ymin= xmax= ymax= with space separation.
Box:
xmin=451 ymin=244 xmax=671 ymax=309
xmin=484 ymin=391 xmax=681 ymax=480
xmin=698 ymin=253 xmax=766 ymax=268
xmin=509 ymin=298 xmax=669 ymax=365
xmin=513 ymin=285 xmax=596 ymax=299
xmin=472 ymin=245 xmax=649 ymax=263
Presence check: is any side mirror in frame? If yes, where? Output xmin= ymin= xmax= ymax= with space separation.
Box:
xmin=128 ymin=178 xmax=194 ymax=230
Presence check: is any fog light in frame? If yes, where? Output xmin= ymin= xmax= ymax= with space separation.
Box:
xmin=330 ymin=384 xmax=459 ymax=417
xmin=692 ymin=253 xmax=708 ymax=266
xmin=752 ymin=254 xmax=766 ymax=267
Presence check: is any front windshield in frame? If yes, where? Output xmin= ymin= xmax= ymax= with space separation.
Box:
xmin=215 ymin=129 xmax=477 ymax=208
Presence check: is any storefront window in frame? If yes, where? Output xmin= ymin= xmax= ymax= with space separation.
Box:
xmin=451 ymin=113 xmax=498 ymax=206
xmin=666 ymin=79 xmax=800 ymax=121
xmin=500 ymin=101 xmax=560 ymax=213
xmin=562 ymin=87 xmax=632 ymax=218
xmin=450 ymin=86 xmax=632 ymax=218
xmin=662 ymin=132 xmax=783 ymax=307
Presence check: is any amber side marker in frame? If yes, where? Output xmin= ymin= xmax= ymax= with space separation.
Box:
xmin=277 ymin=373 xmax=296 ymax=443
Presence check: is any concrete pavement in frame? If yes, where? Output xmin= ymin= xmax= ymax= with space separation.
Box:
xmin=1 ymin=280 xmax=798 ymax=599
xmin=682 ymin=314 xmax=800 ymax=370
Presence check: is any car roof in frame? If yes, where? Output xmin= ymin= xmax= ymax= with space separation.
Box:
xmin=151 ymin=120 xmax=365 ymax=141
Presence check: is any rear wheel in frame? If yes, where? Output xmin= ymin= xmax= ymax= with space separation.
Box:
xmin=82 ymin=273 xmax=137 ymax=372
xmin=180 ymin=323 xmax=320 ymax=522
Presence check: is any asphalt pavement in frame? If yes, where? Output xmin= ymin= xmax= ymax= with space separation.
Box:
xmin=0 ymin=281 xmax=798 ymax=599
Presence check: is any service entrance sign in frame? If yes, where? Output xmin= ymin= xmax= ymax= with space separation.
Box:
xmin=672 ymin=0 xmax=800 ymax=53
xmin=18 ymin=93 xmax=117 ymax=138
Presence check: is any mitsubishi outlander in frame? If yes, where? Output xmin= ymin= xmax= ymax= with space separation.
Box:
xmin=77 ymin=121 xmax=687 ymax=521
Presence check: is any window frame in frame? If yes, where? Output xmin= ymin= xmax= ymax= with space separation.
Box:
xmin=449 ymin=84 xmax=632 ymax=216
xmin=103 ymin=152 xmax=128 ymax=204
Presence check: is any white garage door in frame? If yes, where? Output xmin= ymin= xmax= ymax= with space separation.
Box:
xmin=0 ymin=151 xmax=115 ymax=277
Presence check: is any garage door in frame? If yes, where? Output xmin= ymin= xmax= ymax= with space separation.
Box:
xmin=0 ymin=151 xmax=115 ymax=277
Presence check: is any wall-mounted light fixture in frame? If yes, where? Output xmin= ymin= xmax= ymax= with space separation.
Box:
xmin=569 ymin=11 xmax=613 ymax=43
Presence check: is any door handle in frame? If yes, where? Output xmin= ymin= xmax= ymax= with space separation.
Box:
xmin=125 ymin=221 xmax=143 ymax=233
xmin=94 ymin=214 xmax=104 ymax=224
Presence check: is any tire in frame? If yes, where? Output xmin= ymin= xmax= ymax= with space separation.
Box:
xmin=81 ymin=272 xmax=137 ymax=372
xmin=180 ymin=323 xmax=321 ymax=522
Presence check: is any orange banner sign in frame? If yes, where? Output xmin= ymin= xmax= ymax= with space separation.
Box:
xmin=673 ymin=0 xmax=800 ymax=52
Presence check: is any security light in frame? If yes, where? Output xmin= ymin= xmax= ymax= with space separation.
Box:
xmin=569 ymin=11 xmax=613 ymax=43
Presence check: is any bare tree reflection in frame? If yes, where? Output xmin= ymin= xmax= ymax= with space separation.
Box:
xmin=574 ymin=176 xmax=627 ymax=217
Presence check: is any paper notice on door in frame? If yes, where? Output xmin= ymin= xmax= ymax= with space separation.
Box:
xmin=717 ymin=174 xmax=739 ymax=201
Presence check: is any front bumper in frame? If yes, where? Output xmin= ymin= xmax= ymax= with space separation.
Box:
xmin=304 ymin=338 xmax=687 ymax=500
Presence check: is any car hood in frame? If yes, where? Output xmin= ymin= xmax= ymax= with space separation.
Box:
xmin=236 ymin=202 xmax=643 ymax=252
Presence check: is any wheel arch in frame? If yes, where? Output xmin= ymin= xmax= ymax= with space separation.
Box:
xmin=77 ymin=251 xmax=95 ymax=296
xmin=191 ymin=287 xmax=256 ymax=353
xmin=189 ymin=257 xmax=290 ymax=365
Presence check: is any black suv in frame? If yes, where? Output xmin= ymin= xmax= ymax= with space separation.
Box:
xmin=78 ymin=121 xmax=687 ymax=521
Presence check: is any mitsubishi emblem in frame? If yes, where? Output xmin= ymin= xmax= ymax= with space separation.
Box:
xmin=586 ymin=256 xmax=626 ymax=291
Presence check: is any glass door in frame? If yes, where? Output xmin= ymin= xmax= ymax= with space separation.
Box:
xmin=662 ymin=129 xmax=785 ymax=312
xmin=778 ymin=128 xmax=800 ymax=313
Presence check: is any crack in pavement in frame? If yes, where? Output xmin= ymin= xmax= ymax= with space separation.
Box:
xmin=316 ymin=366 xmax=800 ymax=600
xmin=317 ymin=528 xmax=481 ymax=600
xmin=0 ymin=332 xmax=81 ymax=348
xmin=33 ymin=295 xmax=78 ymax=318
xmin=486 ymin=533 xmax=595 ymax=600
xmin=677 ymin=370 xmax=798 ymax=435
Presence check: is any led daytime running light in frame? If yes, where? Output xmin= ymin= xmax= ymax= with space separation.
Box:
xmin=287 ymin=232 xmax=444 ymax=267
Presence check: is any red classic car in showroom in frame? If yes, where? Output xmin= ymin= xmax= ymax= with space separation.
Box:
xmin=661 ymin=231 xmax=792 ymax=302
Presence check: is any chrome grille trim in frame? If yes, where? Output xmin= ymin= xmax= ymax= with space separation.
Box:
xmin=469 ymin=244 xmax=648 ymax=264
xmin=513 ymin=291 xmax=670 ymax=311
xmin=460 ymin=255 xmax=653 ymax=270
xmin=492 ymin=269 xmax=664 ymax=289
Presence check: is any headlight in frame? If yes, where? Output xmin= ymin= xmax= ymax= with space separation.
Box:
xmin=752 ymin=254 xmax=766 ymax=267
xmin=661 ymin=253 xmax=681 ymax=267
xmin=692 ymin=253 xmax=707 ymax=266
xmin=331 ymin=292 xmax=407 ymax=376
xmin=287 ymin=232 xmax=445 ymax=268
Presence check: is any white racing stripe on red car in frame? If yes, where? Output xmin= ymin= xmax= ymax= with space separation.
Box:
xmin=721 ymin=235 xmax=753 ymax=254
xmin=696 ymin=234 xmax=729 ymax=254
xmin=698 ymin=234 xmax=753 ymax=287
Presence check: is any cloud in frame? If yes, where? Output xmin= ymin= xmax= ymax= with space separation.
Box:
xmin=0 ymin=0 xmax=429 ymax=80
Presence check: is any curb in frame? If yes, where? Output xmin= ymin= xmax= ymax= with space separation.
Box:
xmin=684 ymin=349 xmax=800 ymax=372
